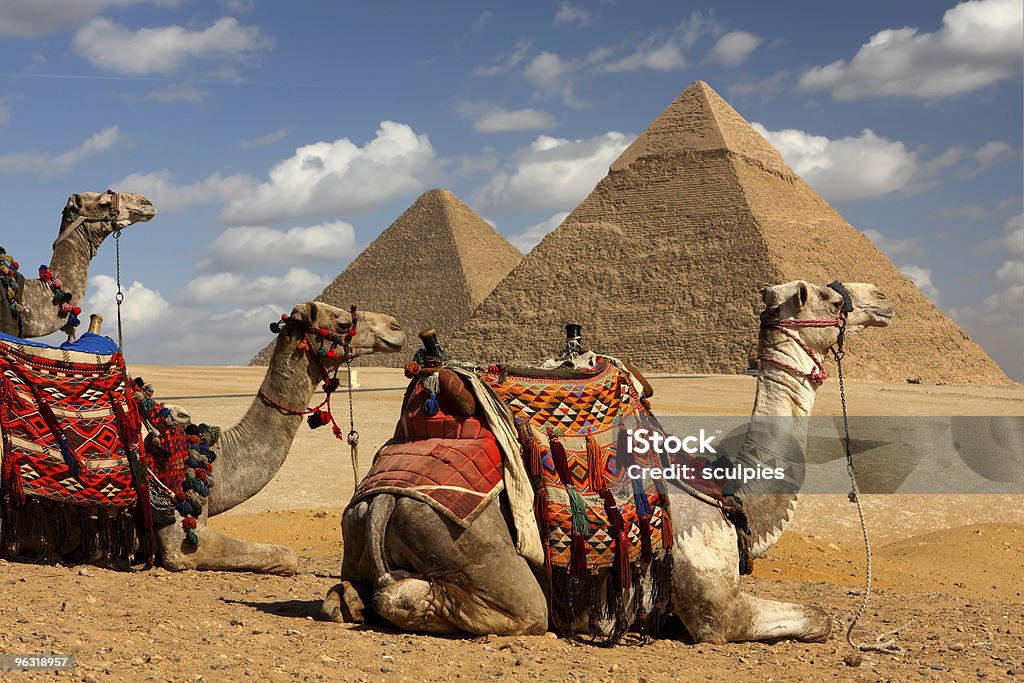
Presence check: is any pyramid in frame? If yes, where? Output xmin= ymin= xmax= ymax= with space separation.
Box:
xmin=449 ymin=81 xmax=1009 ymax=384
xmin=250 ymin=189 xmax=522 ymax=367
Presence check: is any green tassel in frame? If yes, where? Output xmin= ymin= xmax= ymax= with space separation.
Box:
xmin=185 ymin=529 xmax=200 ymax=547
xmin=567 ymin=487 xmax=590 ymax=535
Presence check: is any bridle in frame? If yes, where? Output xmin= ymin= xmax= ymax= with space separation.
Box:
xmin=257 ymin=304 xmax=363 ymax=486
xmin=56 ymin=189 xmax=121 ymax=258
xmin=756 ymin=281 xmax=853 ymax=387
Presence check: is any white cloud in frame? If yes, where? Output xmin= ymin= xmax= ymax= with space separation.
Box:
xmin=82 ymin=272 xmax=286 ymax=364
xmin=800 ymin=0 xmax=1024 ymax=99
xmin=73 ymin=16 xmax=273 ymax=75
xmin=752 ymin=123 xmax=918 ymax=202
xmin=959 ymin=141 xmax=1016 ymax=178
xmin=239 ymin=127 xmax=290 ymax=148
xmin=727 ymin=71 xmax=791 ymax=100
xmin=471 ymin=11 xmax=494 ymax=33
xmin=900 ymin=265 xmax=941 ymax=302
xmin=950 ymin=212 xmax=1024 ymax=380
xmin=863 ymin=228 xmax=927 ymax=260
xmin=113 ymin=169 xmax=255 ymax=213
xmin=708 ymin=31 xmax=762 ymax=66
xmin=0 ymin=0 xmax=177 ymax=38
xmin=146 ymin=83 xmax=207 ymax=105
xmin=198 ymin=221 xmax=357 ymax=272
xmin=181 ymin=267 xmax=327 ymax=306
xmin=0 ymin=126 xmax=120 ymax=177
xmin=508 ymin=211 xmax=569 ymax=252
xmin=0 ymin=102 xmax=10 ymax=126
xmin=473 ymin=132 xmax=633 ymax=213
xmin=220 ymin=121 xmax=436 ymax=224
xmin=457 ymin=102 xmax=555 ymax=133
xmin=554 ymin=2 xmax=593 ymax=26
xmin=602 ymin=41 xmax=686 ymax=73
xmin=523 ymin=51 xmax=582 ymax=106
xmin=84 ymin=275 xmax=171 ymax=331
xmin=474 ymin=39 xmax=530 ymax=77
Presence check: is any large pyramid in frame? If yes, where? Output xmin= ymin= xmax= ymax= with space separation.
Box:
xmin=449 ymin=81 xmax=1009 ymax=384
xmin=251 ymin=189 xmax=522 ymax=367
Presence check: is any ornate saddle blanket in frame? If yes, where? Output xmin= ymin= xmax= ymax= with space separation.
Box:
xmin=0 ymin=333 xmax=153 ymax=563
xmin=351 ymin=380 xmax=504 ymax=526
xmin=0 ymin=334 xmax=148 ymax=508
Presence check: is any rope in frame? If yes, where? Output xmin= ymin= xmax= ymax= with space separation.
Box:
xmin=114 ymin=228 xmax=124 ymax=352
xmin=345 ymin=359 xmax=359 ymax=493
xmin=833 ymin=331 xmax=904 ymax=655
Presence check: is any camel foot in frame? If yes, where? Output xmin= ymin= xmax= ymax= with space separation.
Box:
xmin=373 ymin=576 xmax=460 ymax=634
xmin=321 ymin=581 xmax=370 ymax=623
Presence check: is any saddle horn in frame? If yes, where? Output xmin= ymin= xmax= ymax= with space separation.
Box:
xmin=88 ymin=313 xmax=103 ymax=334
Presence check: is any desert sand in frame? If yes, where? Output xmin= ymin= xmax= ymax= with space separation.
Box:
xmin=1 ymin=366 xmax=1021 ymax=682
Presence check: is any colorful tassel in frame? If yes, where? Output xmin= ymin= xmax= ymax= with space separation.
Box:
xmin=632 ymin=476 xmax=652 ymax=519
xmin=570 ymin=533 xmax=589 ymax=579
xmin=602 ymin=490 xmax=631 ymax=588
xmin=639 ymin=515 xmax=654 ymax=563
xmin=549 ymin=430 xmax=570 ymax=486
xmin=586 ymin=434 xmax=606 ymax=491
xmin=516 ymin=416 xmax=543 ymax=477
xmin=422 ymin=372 xmax=440 ymax=417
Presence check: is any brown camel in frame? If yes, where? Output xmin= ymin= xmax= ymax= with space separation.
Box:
xmin=321 ymin=281 xmax=893 ymax=641
xmin=5 ymin=302 xmax=405 ymax=574
xmin=3 ymin=191 xmax=156 ymax=339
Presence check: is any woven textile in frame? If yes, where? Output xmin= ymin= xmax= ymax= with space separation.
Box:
xmin=0 ymin=335 xmax=146 ymax=508
xmin=352 ymin=380 xmax=505 ymax=526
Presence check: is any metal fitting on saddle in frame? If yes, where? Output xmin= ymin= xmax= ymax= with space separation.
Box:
xmin=416 ymin=328 xmax=448 ymax=367
xmin=560 ymin=323 xmax=586 ymax=359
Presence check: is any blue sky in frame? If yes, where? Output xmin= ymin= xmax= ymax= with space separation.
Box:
xmin=0 ymin=0 xmax=1021 ymax=378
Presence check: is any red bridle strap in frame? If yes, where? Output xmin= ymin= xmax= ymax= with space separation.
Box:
xmin=757 ymin=316 xmax=844 ymax=386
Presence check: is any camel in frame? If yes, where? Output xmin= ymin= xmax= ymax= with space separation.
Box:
xmin=5 ymin=301 xmax=405 ymax=574
xmin=321 ymin=280 xmax=893 ymax=642
xmin=1 ymin=190 xmax=156 ymax=339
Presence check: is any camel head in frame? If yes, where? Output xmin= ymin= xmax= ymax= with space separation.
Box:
xmin=61 ymin=191 xmax=157 ymax=234
xmin=759 ymin=280 xmax=893 ymax=354
xmin=285 ymin=301 xmax=406 ymax=361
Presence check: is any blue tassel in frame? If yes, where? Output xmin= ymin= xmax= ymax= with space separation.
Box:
xmin=566 ymin=487 xmax=590 ymax=535
xmin=423 ymin=392 xmax=439 ymax=417
xmin=197 ymin=443 xmax=210 ymax=455
xmin=176 ymin=500 xmax=194 ymax=516
xmin=632 ymin=477 xmax=652 ymax=519
xmin=185 ymin=456 xmax=200 ymax=468
xmin=59 ymin=438 xmax=80 ymax=477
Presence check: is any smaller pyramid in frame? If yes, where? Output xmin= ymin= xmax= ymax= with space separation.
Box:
xmin=250 ymin=189 xmax=522 ymax=367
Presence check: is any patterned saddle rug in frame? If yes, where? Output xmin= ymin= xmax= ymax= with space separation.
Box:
xmin=0 ymin=332 xmax=152 ymax=562
xmin=480 ymin=357 xmax=692 ymax=641
xmin=351 ymin=378 xmax=504 ymax=526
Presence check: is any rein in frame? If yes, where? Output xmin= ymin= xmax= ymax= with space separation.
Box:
xmin=757 ymin=315 xmax=844 ymax=386
xmin=257 ymin=304 xmax=362 ymax=489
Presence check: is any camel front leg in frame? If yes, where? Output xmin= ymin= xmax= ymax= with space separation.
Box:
xmin=321 ymin=499 xmax=375 ymax=623
xmin=156 ymin=519 xmax=298 ymax=575
xmin=670 ymin=497 xmax=830 ymax=643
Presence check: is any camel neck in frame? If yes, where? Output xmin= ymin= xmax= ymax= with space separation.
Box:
xmin=735 ymin=330 xmax=821 ymax=557
xmin=205 ymin=341 xmax=317 ymax=515
xmin=50 ymin=219 xmax=108 ymax=308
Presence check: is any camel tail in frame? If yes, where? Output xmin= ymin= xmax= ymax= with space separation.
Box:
xmin=366 ymin=494 xmax=397 ymax=587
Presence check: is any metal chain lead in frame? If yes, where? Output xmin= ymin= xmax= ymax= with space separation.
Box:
xmin=346 ymin=359 xmax=359 ymax=492
xmin=833 ymin=337 xmax=902 ymax=655
xmin=114 ymin=228 xmax=124 ymax=352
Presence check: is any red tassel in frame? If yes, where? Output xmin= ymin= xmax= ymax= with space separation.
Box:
xmin=137 ymin=480 xmax=153 ymax=530
xmin=570 ymin=532 xmax=589 ymax=579
xmin=586 ymin=435 xmax=605 ymax=492
xmin=639 ymin=515 xmax=654 ymax=563
xmin=660 ymin=507 xmax=673 ymax=552
xmin=548 ymin=430 xmax=571 ymax=486
xmin=7 ymin=455 xmax=25 ymax=505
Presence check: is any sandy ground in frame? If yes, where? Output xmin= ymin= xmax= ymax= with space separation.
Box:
xmin=1 ymin=366 xmax=1022 ymax=682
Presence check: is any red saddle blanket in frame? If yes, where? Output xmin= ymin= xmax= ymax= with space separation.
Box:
xmin=351 ymin=384 xmax=503 ymax=527
xmin=0 ymin=337 xmax=146 ymax=508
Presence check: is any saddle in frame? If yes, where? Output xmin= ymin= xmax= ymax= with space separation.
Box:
xmin=0 ymin=332 xmax=153 ymax=562
xmin=352 ymin=368 xmax=505 ymax=526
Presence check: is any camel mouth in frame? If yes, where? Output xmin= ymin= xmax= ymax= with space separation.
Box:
xmin=377 ymin=336 xmax=404 ymax=353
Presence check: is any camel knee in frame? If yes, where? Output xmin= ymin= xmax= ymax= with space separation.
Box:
xmin=321 ymin=580 xmax=372 ymax=623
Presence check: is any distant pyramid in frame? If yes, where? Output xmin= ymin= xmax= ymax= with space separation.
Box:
xmin=251 ymin=189 xmax=522 ymax=367
xmin=449 ymin=81 xmax=1008 ymax=384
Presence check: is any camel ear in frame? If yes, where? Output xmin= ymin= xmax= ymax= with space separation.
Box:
xmin=760 ymin=285 xmax=773 ymax=304
xmin=290 ymin=303 xmax=313 ymax=324
xmin=796 ymin=281 xmax=810 ymax=310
